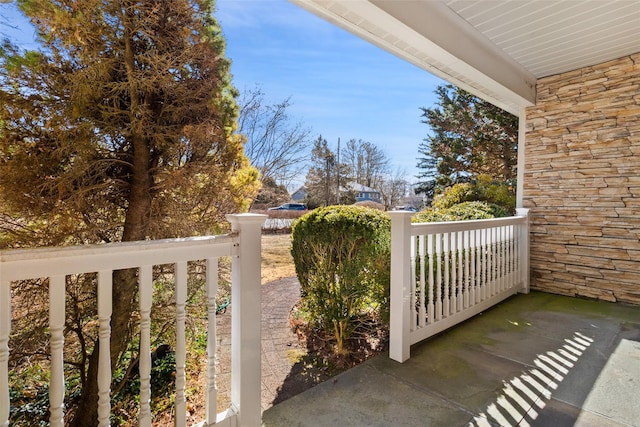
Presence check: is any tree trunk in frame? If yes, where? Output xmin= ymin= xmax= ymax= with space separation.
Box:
xmin=69 ymin=7 xmax=155 ymax=422
xmin=71 ymin=132 xmax=152 ymax=426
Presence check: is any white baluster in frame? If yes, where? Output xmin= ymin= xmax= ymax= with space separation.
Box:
xmin=97 ymin=271 xmax=112 ymax=427
xmin=410 ymin=237 xmax=417 ymax=331
xmin=49 ymin=275 xmax=66 ymax=427
xmin=450 ymin=231 xmax=457 ymax=315
xmin=496 ymin=227 xmax=501 ymax=292
xmin=206 ymin=258 xmax=218 ymax=424
xmin=443 ymin=232 xmax=450 ymax=318
xmin=175 ymin=262 xmax=187 ymax=427
xmin=492 ymin=227 xmax=498 ymax=295
xmin=458 ymin=231 xmax=464 ymax=312
xmin=138 ymin=266 xmax=152 ymax=427
xmin=418 ymin=235 xmax=426 ymax=328
xmin=435 ymin=234 xmax=442 ymax=321
xmin=509 ymin=225 xmax=518 ymax=280
xmin=471 ymin=230 xmax=477 ymax=304
xmin=464 ymin=230 xmax=470 ymax=309
xmin=501 ymin=226 xmax=507 ymax=291
xmin=481 ymin=228 xmax=487 ymax=301
xmin=510 ymin=225 xmax=515 ymax=285
xmin=492 ymin=227 xmax=497 ymax=295
xmin=427 ymin=234 xmax=434 ymax=324
xmin=494 ymin=227 xmax=499 ymax=294
xmin=485 ymin=228 xmax=493 ymax=298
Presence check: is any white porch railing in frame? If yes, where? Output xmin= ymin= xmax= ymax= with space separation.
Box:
xmin=389 ymin=209 xmax=530 ymax=363
xmin=0 ymin=213 xmax=266 ymax=427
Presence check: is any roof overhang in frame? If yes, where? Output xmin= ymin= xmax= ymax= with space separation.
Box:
xmin=290 ymin=0 xmax=536 ymax=115
xmin=290 ymin=0 xmax=640 ymax=116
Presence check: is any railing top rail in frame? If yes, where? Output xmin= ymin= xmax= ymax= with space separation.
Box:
xmin=0 ymin=233 xmax=236 ymax=282
xmin=410 ymin=215 xmax=526 ymax=236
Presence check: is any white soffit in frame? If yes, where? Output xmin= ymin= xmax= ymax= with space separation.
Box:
xmin=446 ymin=0 xmax=640 ymax=79
xmin=290 ymin=0 xmax=640 ymax=116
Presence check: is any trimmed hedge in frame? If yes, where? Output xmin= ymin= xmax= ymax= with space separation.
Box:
xmin=291 ymin=205 xmax=390 ymax=354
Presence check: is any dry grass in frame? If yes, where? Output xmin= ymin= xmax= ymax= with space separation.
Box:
xmin=261 ymin=234 xmax=296 ymax=283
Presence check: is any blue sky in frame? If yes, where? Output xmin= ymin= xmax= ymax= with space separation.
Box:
xmin=215 ymin=0 xmax=445 ymax=184
xmin=1 ymin=0 xmax=446 ymax=185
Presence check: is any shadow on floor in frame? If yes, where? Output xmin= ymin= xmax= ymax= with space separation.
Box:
xmin=262 ymin=291 xmax=640 ymax=426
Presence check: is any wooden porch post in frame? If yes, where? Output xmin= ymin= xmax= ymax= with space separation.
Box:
xmin=516 ymin=107 xmax=527 ymax=209
xmin=389 ymin=211 xmax=413 ymax=363
xmin=226 ymin=213 xmax=267 ymax=427
xmin=516 ymin=208 xmax=530 ymax=294
xmin=0 ymin=271 xmax=9 ymax=427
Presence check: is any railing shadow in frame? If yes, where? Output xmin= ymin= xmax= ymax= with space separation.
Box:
xmin=461 ymin=295 xmax=640 ymax=426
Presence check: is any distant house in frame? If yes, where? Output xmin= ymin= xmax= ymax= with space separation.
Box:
xmin=290 ymin=186 xmax=307 ymax=202
xmin=349 ymin=183 xmax=381 ymax=203
xmin=290 ymin=184 xmax=381 ymax=204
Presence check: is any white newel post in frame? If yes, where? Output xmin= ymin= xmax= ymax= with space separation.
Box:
xmin=0 ymin=272 xmax=9 ymax=427
xmin=226 ymin=213 xmax=267 ymax=427
xmin=516 ymin=208 xmax=530 ymax=294
xmin=389 ymin=211 xmax=413 ymax=363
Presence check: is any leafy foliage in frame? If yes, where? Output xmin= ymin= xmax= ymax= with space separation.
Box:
xmin=0 ymin=1 xmax=259 ymax=424
xmin=291 ymin=206 xmax=390 ymax=355
xmin=416 ymin=84 xmax=517 ymax=197
xmin=432 ymin=174 xmax=515 ymax=213
xmin=414 ymin=201 xmax=511 ymax=223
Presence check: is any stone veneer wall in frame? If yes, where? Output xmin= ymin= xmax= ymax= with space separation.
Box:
xmin=524 ymin=53 xmax=640 ymax=305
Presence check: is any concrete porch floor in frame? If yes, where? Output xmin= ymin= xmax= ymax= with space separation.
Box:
xmin=262 ymin=291 xmax=640 ymax=426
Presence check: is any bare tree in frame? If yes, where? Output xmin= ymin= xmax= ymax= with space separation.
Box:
xmin=238 ymin=86 xmax=312 ymax=187
xmin=343 ymin=139 xmax=390 ymax=190
xmin=379 ymin=168 xmax=410 ymax=210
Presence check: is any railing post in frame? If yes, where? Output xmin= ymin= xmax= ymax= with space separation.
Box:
xmin=389 ymin=211 xmax=413 ymax=363
xmin=226 ymin=213 xmax=267 ymax=427
xmin=516 ymin=208 xmax=530 ymax=294
xmin=0 ymin=273 xmax=9 ymax=427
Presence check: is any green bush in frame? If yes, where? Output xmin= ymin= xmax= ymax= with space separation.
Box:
xmin=431 ymin=182 xmax=475 ymax=210
xmin=291 ymin=205 xmax=390 ymax=354
xmin=431 ymin=174 xmax=515 ymax=213
xmin=414 ymin=201 xmax=510 ymax=223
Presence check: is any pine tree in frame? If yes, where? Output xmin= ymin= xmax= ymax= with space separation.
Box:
xmin=416 ymin=84 xmax=517 ymax=196
xmin=304 ymin=135 xmax=337 ymax=208
xmin=0 ymin=1 xmax=259 ymax=424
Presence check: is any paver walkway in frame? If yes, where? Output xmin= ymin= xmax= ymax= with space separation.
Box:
xmin=260 ymin=276 xmax=307 ymax=410
xmin=215 ymin=276 xmax=315 ymax=412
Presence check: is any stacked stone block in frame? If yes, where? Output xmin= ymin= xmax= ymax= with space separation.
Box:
xmin=524 ymin=53 xmax=640 ymax=305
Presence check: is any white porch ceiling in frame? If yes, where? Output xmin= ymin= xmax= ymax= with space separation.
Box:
xmin=290 ymin=0 xmax=640 ymax=116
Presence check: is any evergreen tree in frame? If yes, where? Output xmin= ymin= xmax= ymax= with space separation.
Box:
xmin=304 ymin=135 xmax=336 ymax=208
xmin=416 ymin=84 xmax=517 ymax=197
xmin=0 ymin=1 xmax=259 ymax=424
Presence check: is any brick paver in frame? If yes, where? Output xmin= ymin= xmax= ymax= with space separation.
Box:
xmin=214 ymin=276 xmax=305 ymax=412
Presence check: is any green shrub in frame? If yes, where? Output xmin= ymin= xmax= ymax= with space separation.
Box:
xmin=431 ymin=174 xmax=515 ymax=213
xmin=414 ymin=201 xmax=510 ymax=223
xmin=291 ymin=205 xmax=390 ymax=355
xmin=431 ymin=182 xmax=475 ymax=210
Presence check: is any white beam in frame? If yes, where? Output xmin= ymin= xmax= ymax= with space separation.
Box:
xmin=290 ymin=0 xmax=537 ymax=115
